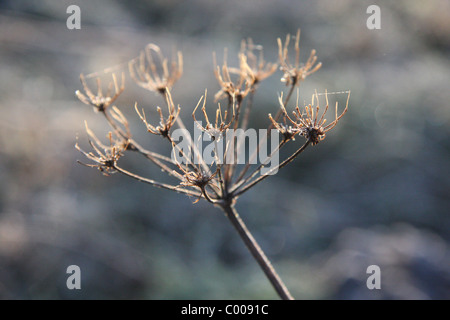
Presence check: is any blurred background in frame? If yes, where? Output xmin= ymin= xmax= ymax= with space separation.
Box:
xmin=0 ymin=0 xmax=449 ymax=299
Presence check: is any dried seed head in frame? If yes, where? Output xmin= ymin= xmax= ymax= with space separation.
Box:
xmin=135 ymin=88 xmax=180 ymax=138
xmin=76 ymin=73 xmax=125 ymax=112
xmin=239 ymin=38 xmax=278 ymax=86
xmin=192 ymin=90 xmax=235 ymax=141
xmin=268 ymin=113 xmax=300 ymax=142
xmin=76 ymin=123 xmax=128 ymax=176
xmin=213 ymin=49 xmax=251 ymax=103
xmin=275 ymin=90 xmax=350 ymax=145
xmin=129 ymin=44 xmax=183 ymax=94
xmin=180 ymin=169 xmax=218 ymax=189
xmin=277 ymin=29 xmax=322 ymax=87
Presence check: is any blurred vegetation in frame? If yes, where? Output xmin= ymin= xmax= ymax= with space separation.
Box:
xmin=0 ymin=0 xmax=449 ymax=299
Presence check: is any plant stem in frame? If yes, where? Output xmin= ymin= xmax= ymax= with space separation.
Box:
xmin=220 ymin=202 xmax=294 ymax=300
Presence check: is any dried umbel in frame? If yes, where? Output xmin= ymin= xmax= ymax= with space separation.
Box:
xmin=239 ymin=38 xmax=278 ymax=86
xmin=213 ymin=50 xmax=252 ymax=104
xmin=75 ymin=30 xmax=350 ymax=300
xmin=276 ymin=90 xmax=350 ymax=145
xmin=129 ymin=44 xmax=183 ymax=94
xmin=76 ymin=73 xmax=125 ymax=112
xmin=268 ymin=113 xmax=300 ymax=142
xmin=177 ymin=161 xmax=220 ymax=204
xmin=278 ymin=29 xmax=322 ymax=87
xmin=192 ymin=90 xmax=235 ymax=141
xmin=135 ymin=88 xmax=180 ymax=138
xmin=76 ymin=123 xmax=127 ymax=176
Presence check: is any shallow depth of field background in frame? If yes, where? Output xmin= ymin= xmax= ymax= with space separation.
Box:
xmin=0 ymin=0 xmax=449 ymax=299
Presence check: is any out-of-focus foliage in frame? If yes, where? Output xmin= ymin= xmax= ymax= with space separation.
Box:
xmin=0 ymin=0 xmax=448 ymax=299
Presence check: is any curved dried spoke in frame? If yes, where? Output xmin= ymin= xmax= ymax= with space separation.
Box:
xmin=113 ymin=165 xmax=201 ymax=198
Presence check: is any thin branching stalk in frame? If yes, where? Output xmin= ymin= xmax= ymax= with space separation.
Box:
xmin=114 ymin=165 xmax=201 ymax=197
xmin=76 ymin=30 xmax=349 ymax=300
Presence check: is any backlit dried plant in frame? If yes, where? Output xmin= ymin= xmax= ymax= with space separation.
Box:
xmin=75 ymin=124 xmax=127 ymax=176
xmin=76 ymin=73 xmax=125 ymax=112
xmin=213 ymin=50 xmax=252 ymax=104
xmin=135 ymin=88 xmax=180 ymax=138
xmin=276 ymin=90 xmax=350 ymax=145
xmin=268 ymin=113 xmax=300 ymax=143
xmin=278 ymin=29 xmax=322 ymax=87
xmin=129 ymin=43 xmax=183 ymax=94
xmin=76 ymin=31 xmax=350 ymax=300
xmin=192 ymin=90 xmax=235 ymax=141
xmin=239 ymin=38 xmax=278 ymax=86
xmin=177 ymin=160 xmax=220 ymax=204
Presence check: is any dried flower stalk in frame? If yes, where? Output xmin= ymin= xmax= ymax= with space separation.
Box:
xmin=75 ymin=30 xmax=349 ymax=300
xmin=76 ymin=73 xmax=125 ymax=112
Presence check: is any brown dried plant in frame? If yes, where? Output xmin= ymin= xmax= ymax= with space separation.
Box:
xmin=278 ymin=29 xmax=322 ymax=87
xmin=75 ymin=30 xmax=350 ymax=300
xmin=76 ymin=73 xmax=125 ymax=112
xmin=239 ymin=38 xmax=278 ymax=86
xmin=192 ymin=89 xmax=235 ymax=141
xmin=276 ymin=90 xmax=350 ymax=145
xmin=213 ymin=49 xmax=252 ymax=105
xmin=129 ymin=44 xmax=183 ymax=94
xmin=135 ymin=88 xmax=181 ymax=138
xmin=75 ymin=123 xmax=127 ymax=176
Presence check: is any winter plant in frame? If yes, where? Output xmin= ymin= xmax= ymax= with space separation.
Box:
xmin=75 ymin=29 xmax=350 ymax=300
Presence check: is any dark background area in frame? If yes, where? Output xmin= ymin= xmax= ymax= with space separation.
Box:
xmin=0 ymin=0 xmax=449 ymax=299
